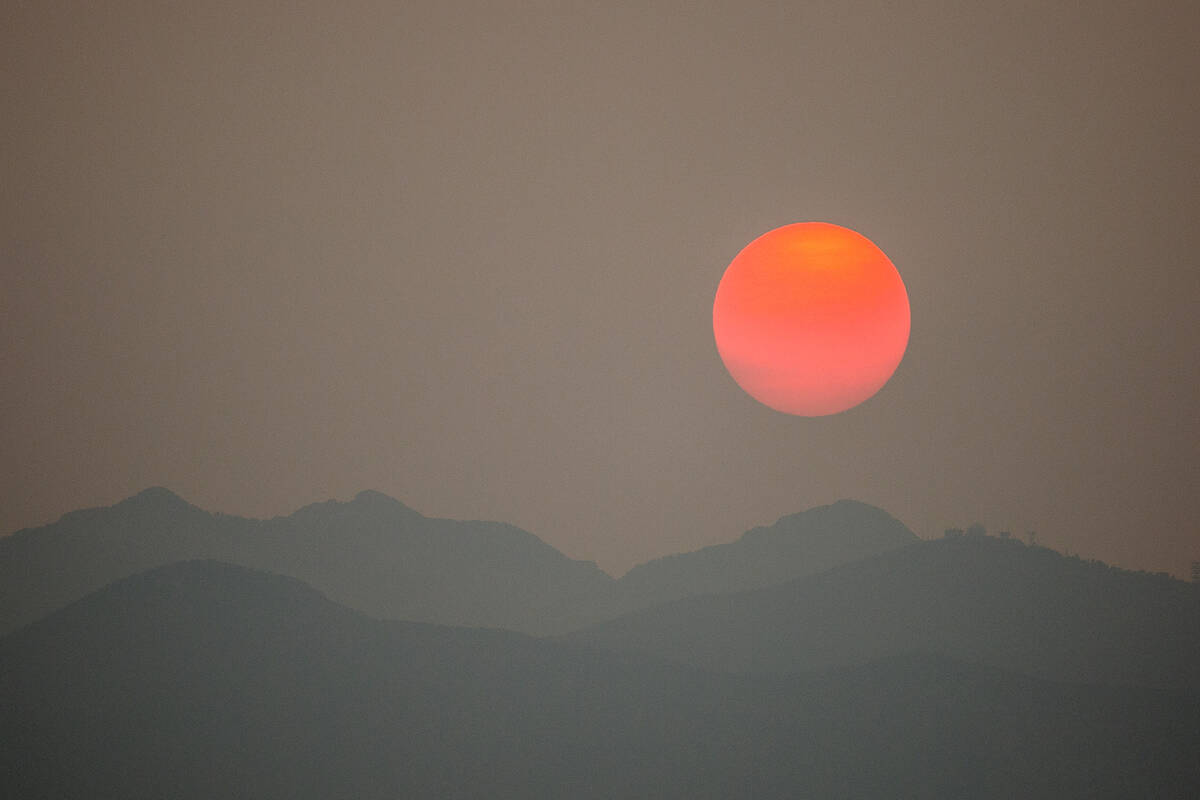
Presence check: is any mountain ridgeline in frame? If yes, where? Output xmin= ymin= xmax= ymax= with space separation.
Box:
xmin=611 ymin=499 xmax=917 ymax=612
xmin=0 ymin=488 xmax=610 ymax=636
xmin=4 ymin=491 xmax=1199 ymax=797
xmin=0 ymin=490 xmax=915 ymax=636
xmin=568 ymin=534 xmax=1200 ymax=691
xmin=2 ymin=560 xmax=1196 ymax=799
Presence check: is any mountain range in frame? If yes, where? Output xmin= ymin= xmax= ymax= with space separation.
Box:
xmin=3 ymin=489 xmax=1198 ymax=797
xmin=568 ymin=534 xmax=1200 ymax=690
xmin=0 ymin=489 xmax=915 ymax=635
xmin=2 ymin=559 xmax=1196 ymax=799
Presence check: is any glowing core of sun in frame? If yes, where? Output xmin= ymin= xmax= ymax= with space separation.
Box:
xmin=712 ymin=222 xmax=910 ymax=416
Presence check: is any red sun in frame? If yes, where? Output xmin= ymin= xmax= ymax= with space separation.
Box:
xmin=712 ymin=222 xmax=910 ymax=416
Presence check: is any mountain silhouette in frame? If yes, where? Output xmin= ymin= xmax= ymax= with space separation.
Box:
xmin=569 ymin=535 xmax=1200 ymax=690
xmin=0 ymin=488 xmax=612 ymax=636
xmin=609 ymin=499 xmax=916 ymax=613
xmin=0 ymin=491 xmax=918 ymax=636
xmin=2 ymin=560 xmax=1196 ymax=799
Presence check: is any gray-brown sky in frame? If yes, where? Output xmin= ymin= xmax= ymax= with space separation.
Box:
xmin=3 ymin=1 xmax=1198 ymax=576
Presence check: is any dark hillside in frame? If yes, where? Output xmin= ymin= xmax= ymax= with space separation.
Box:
xmin=610 ymin=499 xmax=917 ymax=613
xmin=572 ymin=536 xmax=1200 ymax=690
xmin=1 ymin=560 xmax=1196 ymax=799
xmin=0 ymin=488 xmax=612 ymax=635
xmin=0 ymin=493 xmax=919 ymax=636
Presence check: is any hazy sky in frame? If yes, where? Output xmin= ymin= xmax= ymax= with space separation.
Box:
xmin=3 ymin=1 xmax=1198 ymax=576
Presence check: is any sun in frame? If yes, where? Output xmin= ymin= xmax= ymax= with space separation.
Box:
xmin=712 ymin=222 xmax=910 ymax=416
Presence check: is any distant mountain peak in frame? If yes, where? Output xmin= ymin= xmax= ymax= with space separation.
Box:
xmin=740 ymin=499 xmax=914 ymax=544
xmin=347 ymin=490 xmax=424 ymax=521
xmin=129 ymin=486 xmax=188 ymax=504
xmin=116 ymin=558 xmax=335 ymax=606
xmin=789 ymin=498 xmax=900 ymax=520
xmin=110 ymin=487 xmax=201 ymax=516
xmin=283 ymin=490 xmax=422 ymax=523
xmin=828 ymin=498 xmax=885 ymax=511
xmin=352 ymin=489 xmax=416 ymax=510
xmin=611 ymin=499 xmax=918 ymax=610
